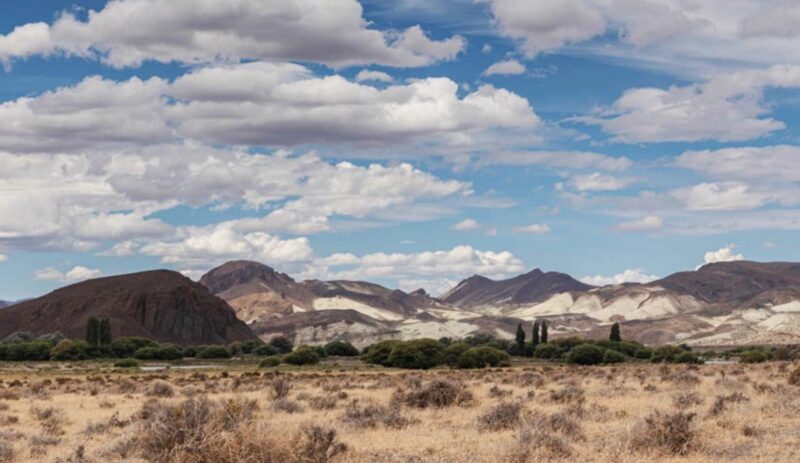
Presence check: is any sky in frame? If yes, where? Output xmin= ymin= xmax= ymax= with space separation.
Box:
xmin=2 ymin=0 xmax=800 ymax=300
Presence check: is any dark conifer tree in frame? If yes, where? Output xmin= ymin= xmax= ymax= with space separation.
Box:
xmin=532 ymin=321 xmax=540 ymax=346
xmin=515 ymin=323 xmax=525 ymax=355
xmin=541 ymin=321 xmax=548 ymax=344
xmin=609 ymin=322 xmax=622 ymax=342
xmin=85 ymin=317 xmax=99 ymax=347
xmin=99 ymin=318 xmax=112 ymax=345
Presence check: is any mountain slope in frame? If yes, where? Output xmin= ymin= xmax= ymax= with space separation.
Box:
xmin=0 ymin=270 xmax=256 ymax=345
xmin=0 ymin=300 xmax=10 ymax=309
xmin=441 ymin=269 xmax=594 ymax=308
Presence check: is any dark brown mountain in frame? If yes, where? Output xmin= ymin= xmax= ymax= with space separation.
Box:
xmin=441 ymin=269 xmax=594 ymax=308
xmin=0 ymin=300 xmax=10 ymax=309
xmin=0 ymin=270 xmax=255 ymax=345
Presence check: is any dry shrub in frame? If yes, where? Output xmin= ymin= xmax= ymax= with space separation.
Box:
xmin=270 ymin=378 xmax=291 ymax=400
xmin=672 ymin=391 xmax=704 ymax=410
xmin=394 ymin=380 xmax=474 ymax=409
xmin=663 ymin=370 xmax=701 ymax=387
xmin=271 ymin=398 xmax=304 ymax=414
xmin=84 ymin=412 xmax=130 ymax=436
xmin=542 ymin=412 xmax=583 ymax=437
xmin=788 ymin=365 xmax=800 ymax=386
xmin=309 ymin=395 xmax=338 ymax=410
xmin=477 ymin=402 xmax=522 ymax=431
xmin=28 ymin=435 xmax=60 ymax=457
xmin=295 ymin=425 xmax=347 ymax=463
xmin=0 ymin=440 xmax=12 ymax=463
xmin=488 ymin=385 xmax=512 ymax=398
xmin=630 ymin=410 xmax=697 ymax=456
xmin=709 ymin=392 xmax=749 ymax=416
xmin=341 ymin=400 xmax=411 ymax=429
xmin=548 ymin=384 xmax=585 ymax=405
xmin=148 ymin=380 xmax=175 ymax=398
xmin=30 ymin=406 xmax=66 ymax=435
xmin=508 ymin=424 xmax=571 ymax=462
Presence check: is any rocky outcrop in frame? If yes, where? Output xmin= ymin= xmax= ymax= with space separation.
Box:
xmin=0 ymin=270 xmax=256 ymax=345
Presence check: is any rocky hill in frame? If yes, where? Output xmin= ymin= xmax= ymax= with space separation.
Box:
xmin=0 ymin=270 xmax=256 ymax=345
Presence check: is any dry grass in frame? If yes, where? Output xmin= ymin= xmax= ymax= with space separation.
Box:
xmin=0 ymin=361 xmax=799 ymax=462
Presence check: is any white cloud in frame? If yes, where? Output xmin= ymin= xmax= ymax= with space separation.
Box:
xmin=308 ymin=245 xmax=525 ymax=281
xmin=0 ymin=0 xmax=465 ymax=68
xmin=478 ymin=150 xmax=631 ymax=171
xmin=513 ymin=223 xmax=551 ymax=234
xmin=170 ymin=62 xmax=539 ymax=147
xmin=0 ymin=254 xmax=6 ymax=262
xmin=580 ymin=268 xmax=659 ymax=286
xmin=489 ymin=0 xmax=605 ymax=57
xmin=570 ymin=173 xmax=634 ymax=192
xmin=398 ymin=278 xmax=459 ymax=298
xmin=616 ymin=215 xmax=664 ymax=231
xmin=675 ymin=145 xmax=800 ymax=183
xmin=483 ymin=59 xmax=526 ymax=76
xmin=672 ymin=182 xmax=776 ymax=211
xmin=453 ymin=218 xmax=480 ymax=231
xmin=700 ymin=244 xmax=744 ymax=268
xmin=579 ymin=65 xmax=800 ymax=143
xmin=35 ymin=266 xmax=102 ymax=283
xmin=355 ymin=70 xmax=393 ymax=83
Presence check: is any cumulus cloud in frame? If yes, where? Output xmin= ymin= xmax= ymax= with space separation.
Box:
xmin=580 ymin=268 xmax=659 ymax=286
xmin=672 ymin=182 xmax=777 ymax=211
xmin=0 ymin=0 xmax=465 ymax=68
xmin=355 ymin=70 xmax=393 ymax=83
xmin=489 ymin=0 xmax=605 ymax=57
xmin=483 ymin=59 xmax=526 ymax=76
xmin=35 ymin=266 xmax=102 ymax=283
xmin=675 ymin=145 xmax=800 ymax=183
xmin=700 ymin=244 xmax=744 ymax=268
xmin=616 ymin=215 xmax=664 ymax=231
xmin=309 ymin=245 xmax=525 ymax=281
xmin=453 ymin=219 xmax=480 ymax=231
xmin=569 ymin=173 xmax=634 ymax=192
xmin=579 ymin=65 xmax=800 ymax=143
xmin=513 ymin=223 xmax=551 ymax=234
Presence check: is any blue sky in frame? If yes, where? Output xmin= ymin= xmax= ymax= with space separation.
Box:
xmin=2 ymin=0 xmax=800 ymax=300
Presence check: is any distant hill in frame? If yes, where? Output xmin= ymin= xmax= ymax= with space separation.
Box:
xmin=440 ymin=269 xmax=594 ymax=308
xmin=0 ymin=270 xmax=256 ymax=345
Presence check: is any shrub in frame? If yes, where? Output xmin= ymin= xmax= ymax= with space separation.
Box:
xmin=269 ymin=336 xmax=294 ymax=354
xmin=567 ymin=344 xmax=605 ymax=365
xmin=148 ymin=380 xmax=175 ymax=398
xmin=113 ymin=358 xmax=139 ymax=368
xmin=283 ymin=346 xmax=320 ymax=366
xmin=133 ymin=344 xmax=183 ymax=361
xmin=362 ymin=340 xmax=402 ymax=366
xmin=652 ymin=345 xmax=684 ymax=363
xmin=196 ymin=346 xmax=232 ymax=359
xmin=182 ymin=346 xmax=199 ymax=358
xmin=385 ymin=339 xmax=445 ymax=369
xmin=457 ymin=346 xmax=510 ymax=369
xmin=254 ymin=345 xmax=279 ymax=357
xmin=673 ymin=352 xmax=703 ymax=364
xmin=259 ymin=356 xmax=281 ymax=368
xmin=50 ymin=339 xmax=90 ymax=361
xmin=477 ymin=402 xmax=523 ymax=431
xmin=602 ymin=349 xmax=626 ymax=364
xmin=739 ymin=350 xmax=769 ymax=363
xmin=324 ymin=340 xmax=359 ymax=357
xmin=396 ymin=380 xmax=474 ymax=409
xmin=239 ymin=339 xmax=263 ymax=354
xmin=789 ymin=365 xmax=800 ymax=386
xmin=533 ymin=343 xmax=559 ymax=359
xmin=630 ymin=411 xmax=696 ymax=455
xmin=0 ymin=340 xmax=53 ymax=361
xmin=110 ymin=337 xmax=158 ymax=358
xmin=341 ymin=400 xmax=410 ymax=429
xmin=634 ymin=347 xmax=654 ymax=360
xmin=444 ymin=342 xmax=471 ymax=366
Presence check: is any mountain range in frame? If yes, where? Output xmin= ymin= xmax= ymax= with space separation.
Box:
xmin=5 ymin=260 xmax=800 ymax=347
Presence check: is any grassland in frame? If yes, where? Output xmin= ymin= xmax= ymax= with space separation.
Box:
xmin=0 ymin=358 xmax=799 ymax=462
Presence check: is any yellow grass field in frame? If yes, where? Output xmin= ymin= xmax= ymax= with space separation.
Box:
xmin=1 ymin=359 xmax=799 ymax=462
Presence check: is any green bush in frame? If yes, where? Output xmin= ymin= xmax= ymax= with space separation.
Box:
xmin=0 ymin=340 xmax=53 ymax=361
xmin=254 ymin=344 xmax=279 ymax=356
xmin=182 ymin=346 xmax=199 ymax=358
xmin=133 ymin=344 xmax=183 ymax=360
xmin=739 ymin=350 xmax=769 ymax=363
xmin=259 ymin=356 xmax=281 ymax=368
xmin=50 ymin=339 xmax=89 ymax=361
xmin=283 ymin=346 xmax=320 ymax=365
xmin=324 ymin=340 xmax=359 ymax=357
xmin=634 ymin=347 xmax=654 ymax=360
xmin=385 ymin=339 xmax=445 ymax=370
xmin=269 ymin=336 xmax=294 ymax=354
xmin=362 ymin=340 xmax=402 ymax=366
xmin=444 ymin=342 xmax=471 ymax=366
xmin=456 ymin=346 xmax=510 ymax=369
xmin=196 ymin=345 xmax=232 ymax=359
xmin=311 ymin=345 xmax=328 ymax=358
xmin=673 ymin=351 xmax=703 ymax=364
xmin=652 ymin=345 xmax=685 ymax=363
xmin=532 ymin=343 xmax=560 ymax=359
xmin=239 ymin=339 xmax=264 ymax=354
xmin=110 ymin=337 xmax=158 ymax=358
xmin=602 ymin=349 xmax=626 ymax=364
xmin=567 ymin=344 xmax=605 ymax=365
xmin=552 ymin=337 xmax=586 ymax=351
xmin=113 ymin=358 xmax=139 ymax=368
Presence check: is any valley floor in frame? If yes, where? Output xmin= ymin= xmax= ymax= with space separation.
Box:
xmin=0 ymin=359 xmax=799 ymax=462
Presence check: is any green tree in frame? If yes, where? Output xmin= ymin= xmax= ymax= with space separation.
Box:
xmin=609 ymin=322 xmax=621 ymax=342
xmin=515 ymin=323 xmax=525 ymax=355
xmin=85 ymin=317 xmax=100 ymax=347
xmin=541 ymin=321 xmax=548 ymax=344
xmin=99 ymin=318 xmax=112 ymax=345
xmin=532 ymin=321 xmax=540 ymax=346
